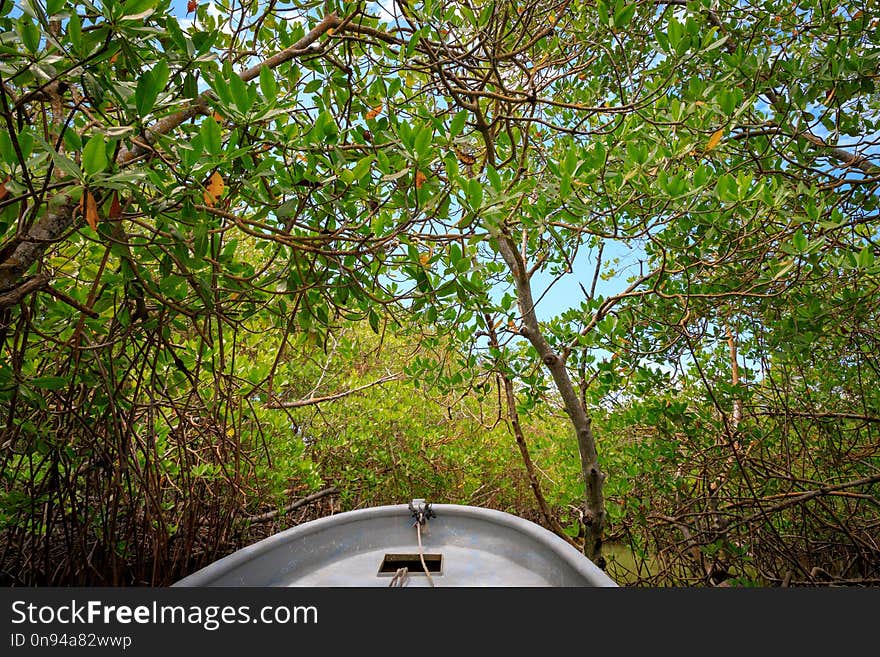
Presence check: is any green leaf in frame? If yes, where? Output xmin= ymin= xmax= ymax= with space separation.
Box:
xmin=351 ymin=155 xmax=374 ymax=182
xmin=564 ymin=148 xmax=578 ymax=175
xmin=718 ymin=88 xmax=743 ymax=116
xmin=449 ymin=242 xmax=462 ymax=265
xmin=30 ymin=376 xmax=68 ymax=390
xmin=466 ymin=178 xmax=483 ymax=210
xmin=81 ymin=71 xmax=105 ymax=105
xmin=0 ymin=131 xmax=15 ymax=165
xmin=121 ymin=0 xmax=158 ymax=21
xmin=67 ymin=12 xmax=82 ymax=49
xmin=667 ymin=18 xmax=683 ymax=51
xmin=560 ymin=173 xmax=571 ymax=199
xmin=486 ymin=165 xmax=501 ymax=191
xmin=229 ymin=74 xmax=252 ymax=113
xmin=193 ymin=221 xmax=208 ymax=259
xmin=613 ymin=2 xmax=636 ymax=28
xmin=165 ymin=15 xmax=188 ymax=51
xmin=135 ymin=75 xmax=157 ymax=116
xmin=449 ymin=110 xmax=468 ymax=138
xmin=208 ymin=73 xmax=233 ymax=107
xmin=17 ymin=17 xmax=40 ymax=54
xmin=51 ymin=151 xmax=82 ymax=180
xmin=152 ymin=60 xmax=170 ymax=95
xmin=274 ymin=199 xmax=299 ymax=219
xmin=18 ymin=130 xmax=33 ymax=160
xmin=259 ymin=66 xmax=277 ymax=100
xmin=413 ymin=126 xmax=432 ymax=159
xmin=702 ymin=34 xmax=729 ymax=53
xmin=184 ymin=72 xmax=199 ymax=100
xmin=82 ymin=134 xmax=108 ymax=176
xmin=596 ymin=0 xmax=610 ymax=26
xmin=312 ymin=111 xmax=329 ymax=140
xmin=857 ymin=245 xmax=875 ymax=268
xmin=200 ymin=116 xmax=222 ymax=156
xmin=135 ymin=62 xmax=169 ymax=117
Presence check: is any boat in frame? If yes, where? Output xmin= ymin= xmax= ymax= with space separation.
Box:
xmin=173 ymin=500 xmax=618 ymax=587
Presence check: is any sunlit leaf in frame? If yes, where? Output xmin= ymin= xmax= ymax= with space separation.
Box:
xmin=203 ymin=172 xmax=225 ymax=206
xmin=706 ymin=128 xmax=725 ymax=151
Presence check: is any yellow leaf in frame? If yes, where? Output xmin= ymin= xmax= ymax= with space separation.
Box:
xmin=706 ymin=128 xmax=725 ymax=151
xmin=365 ymin=104 xmax=382 ymax=120
xmin=203 ymin=171 xmax=224 ymax=206
xmin=419 ymin=252 xmax=430 ymax=266
xmin=79 ymin=189 xmax=100 ymax=231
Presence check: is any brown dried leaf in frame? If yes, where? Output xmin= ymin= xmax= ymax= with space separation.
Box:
xmin=414 ymin=170 xmax=427 ymax=188
xmin=0 ymin=176 xmax=9 ymax=202
xmin=454 ymin=147 xmax=477 ymax=166
xmin=79 ymin=190 xmax=100 ymax=231
xmin=203 ymin=171 xmax=224 ymax=206
xmin=187 ymin=0 xmax=198 ymax=13
xmin=109 ymin=192 xmax=122 ymax=219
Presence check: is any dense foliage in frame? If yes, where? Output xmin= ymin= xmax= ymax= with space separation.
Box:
xmin=0 ymin=0 xmax=878 ymax=585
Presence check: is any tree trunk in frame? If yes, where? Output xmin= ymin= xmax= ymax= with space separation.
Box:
xmin=493 ymin=230 xmax=607 ymax=565
xmin=484 ymin=313 xmax=580 ymax=549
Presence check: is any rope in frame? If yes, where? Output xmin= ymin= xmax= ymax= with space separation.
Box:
xmin=416 ymin=521 xmax=435 ymax=587
xmin=388 ymin=566 xmax=409 ymax=587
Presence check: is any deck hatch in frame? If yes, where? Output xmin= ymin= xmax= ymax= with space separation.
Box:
xmin=377 ymin=553 xmax=443 ymax=575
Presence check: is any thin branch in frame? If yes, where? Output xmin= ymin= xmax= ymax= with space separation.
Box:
xmin=751 ymin=409 xmax=880 ymax=424
xmin=723 ymin=473 xmax=880 ymax=531
xmin=246 ymin=487 xmax=339 ymax=524
xmin=0 ymin=272 xmax=50 ymax=308
xmin=265 ymin=372 xmax=403 ymax=409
